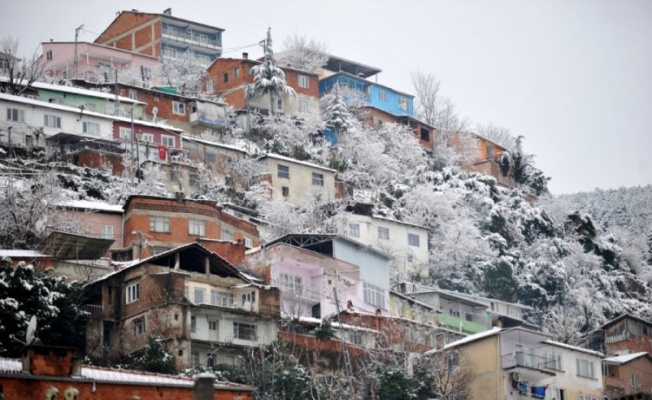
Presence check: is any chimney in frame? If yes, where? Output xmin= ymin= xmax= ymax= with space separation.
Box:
xmin=193 ymin=372 xmax=216 ymax=400
xmin=242 ymin=52 xmax=248 ymax=60
xmin=163 ymin=8 xmax=172 ymax=15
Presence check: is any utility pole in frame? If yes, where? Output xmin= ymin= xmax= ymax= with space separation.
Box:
xmin=332 ymin=287 xmax=353 ymax=392
xmin=74 ymin=24 xmax=84 ymax=78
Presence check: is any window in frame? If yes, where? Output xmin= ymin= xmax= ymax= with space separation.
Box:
xmin=348 ymin=223 xmax=360 ymax=238
xmin=101 ymin=225 xmax=113 ymax=239
xmin=137 ymin=133 xmax=154 ymax=143
xmin=189 ymin=219 xmax=205 ymax=236
xmin=543 ymin=351 xmax=562 ymax=370
xmin=128 ymin=89 xmax=138 ymax=100
xmin=222 ymin=230 xmax=234 ymax=241
xmin=277 ymin=164 xmax=290 ymax=178
xmin=117 ymin=127 xmax=132 ymax=140
xmin=350 ymin=332 xmax=362 ymax=346
xmin=190 ymin=351 xmax=199 ymax=367
xmin=631 ymin=374 xmax=639 ymax=389
xmin=6 ymin=108 xmax=24 ymax=122
xmin=46 ymin=50 xmax=53 ymax=60
xmin=150 ymin=246 xmax=170 ymax=256
xmin=83 ymin=122 xmax=100 ymax=135
xmin=378 ymin=90 xmax=387 ymax=102
xmin=233 ymin=322 xmax=256 ymax=341
xmin=299 ymin=98 xmax=310 ymax=112
xmin=576 ymin=358 xmax=595 ymax=379
xmin=298 ymin=74 xmax=310 ymax=88
xmin=44 ymin=114 xmax=61 ymax=128
xmin=312 ymin=172 xmax=324 ymax=186
xmin=208 ymin=319 xmax=218 ymax=331
xmin=234 ymin=66 xmax=240 ymax=78
xmin=407 ymin=253 xmax=414 ymax=263
xmin=211 ymin=290 xmax=234 ymax=307
xmin=282 ymin=187 xmax=290 ymax=197
xmin=223 ymin=72 xmax=229 ymax=83
xmin=172 ymin=101 xmax=185 ymax=115
xmin=242 ymin=291 xmax=256 ymax=304
xmin=378 ymin=227 xmax=389 ymax=240
xmin=207 ymin=354 xmax=215 ymax=367
xmin=408 ymin=233 xmax=420 ymax=247
xmin=579 ymin=396 xmax=597 ymax=400
xmin=205 ymin=153 xmax=216 ymax=164
xmin=206 ymin=79 xmax=214 ymax=94
xmin=161 ymin=135 xmax=175 ymax=147
xmin=149 ymin=217 xmax=170 ymax=233
xmin=420 ymin=128 xmax=430 ymax=141
xmin=126 ymin=281 xmax=140 ymax=303
xmin=398 ymin=97 xmax=409 ymax=111
xmin=141 ymin=66 xmax=152 ymax=80
xmin=198 ymin=33 xmax=208 ymax=44
xmin=190 ymin=316 xmax=197 ymax=333
xmin=279 ymin=273 xmax=302 ymax=293
xmin=133 ymin=316 xmax=146 ymax=336
xmin=244 ymin=237 xmax=253 ymax=249
xmin=363 ymin=282 xmax=385 ymax=308
xmin=552 ymin=389 xmax=565 ymax=400
xmin=194 ymin=288 xmax=206 ymax=304
xmin=275 ymin=97 xmax=282 ymax=110
xmin=189 ymin=173 xmax=199 ymax=187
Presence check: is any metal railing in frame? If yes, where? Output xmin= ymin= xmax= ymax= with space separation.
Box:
xmin=81 ymin=304 xmax=103 ymax=319
xmin=162 ymin=29 xmax=222 ymax=49
xmin=502 ymin=352 xmax=558 ymax=372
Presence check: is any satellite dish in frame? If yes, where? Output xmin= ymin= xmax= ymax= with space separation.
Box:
xmin=26 ymin=315 xmax=37 ymax=345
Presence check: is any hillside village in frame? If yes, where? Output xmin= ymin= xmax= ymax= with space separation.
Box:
xmin=0 ymin=8 xmax=651 ymax=400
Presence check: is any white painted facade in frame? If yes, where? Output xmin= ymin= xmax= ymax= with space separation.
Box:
xmin=336 ymin=212 xmax=429 ymax=278
xmin=247 ymin=91 xmax=320 ymax=119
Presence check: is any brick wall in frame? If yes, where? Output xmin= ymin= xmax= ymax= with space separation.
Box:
xmin=197 ymin=240 xmax=246 ymax=265
xmin=96 ymin=12 xmax=160 ymax=54
xmin=0 ymin=376 xmax=253 ymax=400
xmin=78 ymin=149 xmax=124 ymax=175
xmin=284 ymin=70 xmax=319 ymax=98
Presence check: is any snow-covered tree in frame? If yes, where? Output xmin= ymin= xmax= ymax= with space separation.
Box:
xmin=0 ymin=260 xmax=89 ymax=357
xmin=246 ymin=28 xmax=296 ymax=115
xmin=411 ymin=70 xmax=466 ymax=132
xmin=0 ymin=36 xmax=45 ymax=95
xmin=321 ymin=83 xmax=356 ymax=138
xmin=159 ymin=49 xmax=208 ymax=97
xmin=279 ymin=32 xmax=328 ymax=73
xmin=259 ymin=113 xmax=327 ymax=163
xmin=475 ymin=123 xmax=516 ymax=151
xmin=414 ymin=348 xmax=474 ymax=400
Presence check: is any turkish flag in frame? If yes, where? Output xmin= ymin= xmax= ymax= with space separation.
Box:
xmin=158 ymin=145 xmax=167 ymax=161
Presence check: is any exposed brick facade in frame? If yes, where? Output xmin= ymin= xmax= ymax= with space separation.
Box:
xmin=122 ymin=196 xmax=259 ymax=260
xmin=95 ymin=12 xmax=161 ymax=56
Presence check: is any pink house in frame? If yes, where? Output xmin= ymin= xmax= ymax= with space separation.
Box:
xmin=56 ymin=200 xmax=124 ymax=250
xmin=42 ymin=41 xmax=160 ymax=85
xmin=244 ymin=242 xmax=379 ymax=320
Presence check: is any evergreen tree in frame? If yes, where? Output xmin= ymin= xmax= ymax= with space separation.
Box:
xmin=246 ymin=28 xmax=296 ymax=115
xmin=321 ymin=83 xmax=355 ymax=138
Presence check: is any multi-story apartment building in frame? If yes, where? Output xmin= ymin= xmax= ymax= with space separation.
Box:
xmin=438 ymin=327 xmax=604 ymax=400
xmin=56 ymin=200 xmax=124 ymax=250
xmin=333 ymin=202 xmax=429 ymax=278
xmin=206 ymin=56 xmax=321 ymax=118
xmin=258 ymin=153 xmax=338 ymax=205
xmin=41 ymin=41 xmax=160 ymax=85
xmin=121 ymin=195 xmax=260 ymax=261
xmin=83 ymin=243 xmax=279 ymax=369
xmin=95 ymin=8 xmax=223 ymax=65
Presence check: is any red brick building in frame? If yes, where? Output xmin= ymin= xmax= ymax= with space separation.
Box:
xmin=95 ymin=9 xmax=224 ymax=62
xmin=121 ymin=195 xmax=260 ymax=261
xmin=206 ymin=56 xmax=320 ymax=118
xmin=0 ymin=346 xmax=254 ymax=400
xmin=363 ymin=106 xmax=436 ymax=152
xmin=600 ymin=314 xmax=652 ymax=356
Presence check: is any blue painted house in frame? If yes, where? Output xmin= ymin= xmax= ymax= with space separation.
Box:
xmin=319 ymin=55 xmax=414 ymax=118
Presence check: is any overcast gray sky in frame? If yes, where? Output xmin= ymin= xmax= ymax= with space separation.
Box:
xmin=2 ymin=0 xmax=651 ymax=195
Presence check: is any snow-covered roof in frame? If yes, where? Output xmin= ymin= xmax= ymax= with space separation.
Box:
xmin=259 ymin=153 xmax=336 ymax=173
xmin=30 ymin=79 xmax=146 ymax=105
xmin=297 ymin=316 xmax=379 ymax=334
xmin=603 ymin=352 xmax=650 ymax=364
xmin=0 ymin=250 xmax=50 ymax=258
xmin=543 ymin=340 xmax=604 ymax=357
xmin=372 ymin=215 xmax=428 ymax=230
xmin=0 ymin=93 xmax=183 ymax=132
xmin=433 ymin=326 xmax=502 ymax=352
xmin=0 ymin=358 xmax=253 ymax=390
xmin=58 ymin=199 xmax=123 ymax=213
xmin=181 ymin=135 xmax=248 ymax=154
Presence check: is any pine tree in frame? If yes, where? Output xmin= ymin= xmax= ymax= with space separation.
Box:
xmin=321 ymin=83 xmax=355 ymax=138
xmin=246 ymin=28 xmax=296 ymax=115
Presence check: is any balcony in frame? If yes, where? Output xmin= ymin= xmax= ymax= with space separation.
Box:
xmin=438 ymin=313 xmax=489 ymax=334
xmin=81 ymin=304 xmax=104 ymax=319
xmin=161 ymin=29 xmax=222 ymax=51
xmin=502 ymin=352 xmax=557 ymax=380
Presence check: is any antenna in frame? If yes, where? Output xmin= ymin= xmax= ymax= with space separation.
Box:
xmin=26 ymin=315 xmax=37 ymax=345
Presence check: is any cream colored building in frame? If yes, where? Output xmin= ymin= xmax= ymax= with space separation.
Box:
xmin=438 ymin=327 xmax=604 ymax=400
xmin=258 ymin=153 xmax=337 ymax=205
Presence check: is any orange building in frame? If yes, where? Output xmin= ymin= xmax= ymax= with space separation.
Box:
xmin=121 ymin=195 xmax=259 ymax=261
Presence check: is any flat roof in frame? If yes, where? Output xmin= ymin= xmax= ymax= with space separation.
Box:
xmin=259 ymin=153 xmax=337 ymax=173
xmin=324 ymin=55 xmax=382 ymax=79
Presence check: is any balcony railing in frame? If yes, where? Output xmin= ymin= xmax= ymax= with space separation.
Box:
xmin=162 ymin=29 xmax=222 ymax=49
xmin=81 ymin=304 xmax=103 ymax=319
xmin=437 ymin=313 xmax=489 ymax=334
xmin=502 ymin=352 xmax=557 ymax=374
